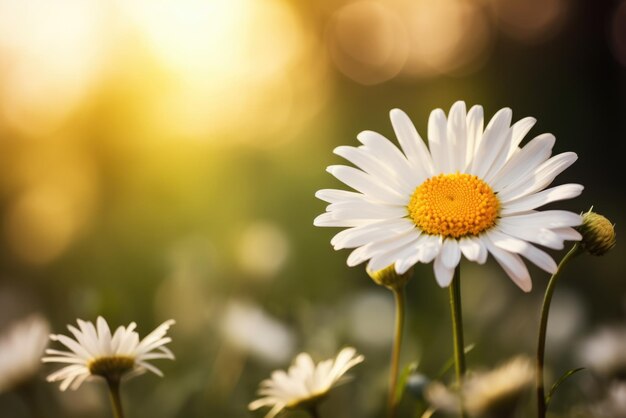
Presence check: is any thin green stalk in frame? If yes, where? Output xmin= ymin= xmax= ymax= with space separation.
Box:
xmin=307 ymin=405 xmax=320 ymax=418
xmin=106 ymin=378 xmax=125 ymax=418
xmin=536 ymin=243 xmax=582 ymax=418
xmin=448 ymin=266 xmax=466 ymax=418
xmin=388 ymin=286 xmax=406 ymax=418
xmin=17 ymin=381 xmax=45 ymax=418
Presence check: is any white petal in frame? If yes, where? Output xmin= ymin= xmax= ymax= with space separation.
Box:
xmin=313 ymin=212 xmax=370 ymax=227
xmin=366 ymin=234 xmax=422 ymax=272
xmin=507 ymin=116 xmax=537 ymax=157
xmin=500 ymin=184 xmax=584 ymax=215
xmin=465 ymin=104 xmax=484 ymax=168
xmin=325 ymin=200 xmax=408 ymax=220
xmin=327 ymin=165 xmax=408 ymax=205
xmin=459 ymin=236 xmax=487 ymax=264
xmin=441 ymin=239 xmax=461 ymax=269
xmin=501 ymin=211 xmax=582 ymax=229
xmin=346 ymin=230 xmax=420 ymax=266
xmin=497 ymin=222 xmax=566 ymax=250
xmin=389 ymin=108 xmax=434 ymax=180
xmin=446 ymin=101 xmax=468 ymax=172
xmin=498 ymin=152 xmax=578 ymax=202
xmin=415 ymin=234 xmax=443 ymax=263
xmin=334 ymin=145 xmax=414 ymax=194
xmin=487 ymin=229 xmax=557 ymax=274
xmin=315 ymin=189 xmax=364 ymax=204
xmin=331 ymin=218 xmax=415 ymax=250
xmin=373 ymin=232 xmax=442 ymax=273
xmin=96 ymin=317 xmax=112 ymax=355
xmin=395 ymin=254 xmax=418 ymax=275
xmin=552 ymin=227 xmax=582 ymax=241
xmin=356 ymin=130 xmax=416 ymax=187
xmin=469 ymin=107 xmax=512 ymax=179
xmin=117 ymin=331 xmax=140 ymax=355
xmin=136 ymin=360 xmax=164 ymax=377
xmin=433 ymin=253 xmax=455 ymax=287
xmin=51 ymin=334 xmax=91 ymax=360
xmin=483 ymin=236 xmax=532 ymax=292
xmin=489 ymin=133 xmax=555 ymax=190
xmin=428 ymin=108 xmax=449 ymax=173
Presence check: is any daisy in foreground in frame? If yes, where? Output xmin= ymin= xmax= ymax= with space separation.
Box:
xmin=0 ymin=314 xmax=49 ymax=394
xmin=43 ymin=316 xmax=175 ymax=418
xmin=249 ymin=347 xmax=364 ymax=418
xmin=425 ymin=356 xmax=534 ymax=418
xmin=314 ymin=101 xmax=583 ymax=292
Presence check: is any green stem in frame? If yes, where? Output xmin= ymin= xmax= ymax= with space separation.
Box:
xmin=307 ymin=404 xmax=320 ymax=418
xmin=106 ymin=378 xmax=125 ymax=418
xmin=387 ymin=286 xmax=406 ymax=418
xmin=17 ymin=380 xmax=45 ymax=418
xmin=448 ymin=266 xmax=466 ymax=418
xmin=536 ymin=243 xmax=581 ymax=418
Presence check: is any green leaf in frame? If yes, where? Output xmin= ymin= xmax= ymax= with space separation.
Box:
xmin=545 ymin=367 xmax=586 ymax=407
xmin=395 ymin=361 xmax=419 ymax=403
xmin=435 ymin=343 xmax=476 ymax=379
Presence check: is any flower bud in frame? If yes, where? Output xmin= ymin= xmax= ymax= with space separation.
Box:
xmin=406 ymin=372 xmax=431 ymax=400
xmin=367 ymin=264 xmax=412 ymax=290
xmin=578 ymin=210 xmax=616 ymax=256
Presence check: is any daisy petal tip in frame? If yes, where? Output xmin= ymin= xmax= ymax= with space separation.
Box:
xmin=429 ymin=107 xmax=445 ymax=119
xmin=332 ymin=145 xmax=349 ymax=156
xmin=395 ymin=262 xmax=412 ymax=275
xmin=434 ymin=268 xmax=454 ymax=288
xmin=450 ymin=100 xmax=467 ymax=112
xmin=346 ymin=258 xmax=361 ymax=267
xmin=389 ymin=108 xmax=408 ymax=120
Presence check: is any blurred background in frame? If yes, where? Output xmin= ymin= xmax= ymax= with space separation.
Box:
xmin=0 ymin=0 xmax=624 ymax=417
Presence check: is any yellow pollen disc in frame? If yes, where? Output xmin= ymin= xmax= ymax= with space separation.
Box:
xmin=88 ymin=356 xmax=135 ymax=378
xmin=408 ymin=173 xmax=500 ymax=238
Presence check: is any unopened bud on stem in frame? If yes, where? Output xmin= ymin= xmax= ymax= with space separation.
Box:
xmin=577 ymin=209 xmax=616 ymax=256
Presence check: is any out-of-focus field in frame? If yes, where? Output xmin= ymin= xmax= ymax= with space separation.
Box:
xmin=0 ymin=1 xmax=623 ymax=417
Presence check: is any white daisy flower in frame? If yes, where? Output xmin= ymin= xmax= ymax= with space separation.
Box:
xmin=42 ymin=316 xmax=175 ymax=391
xmin=426 ymin=356 xmax=534 ymax=417
xmin=577 ymin=325 xmax=626 ymax=379
xmin=0 ymin=314 xmax=50 ymax=393
xmin=314 ymin=101 xmax=583 ymax=291
xmin=249 ymin=347 xmax=364 ymax=418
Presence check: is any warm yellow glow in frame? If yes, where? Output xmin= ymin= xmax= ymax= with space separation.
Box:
xmin=121 ymin=0 xmax=324 ymax=142
xmin=3 ymin=147 xmax=98 ymax=265
xmin=493 ymin=0 xmax=569 ymax=43
xmin=399 ymin=0 xmax=492 ymax=77
xmin=408 ymin=173 xmax=499 ymax=238
xmin=325 ymin=0 xmax=491 ymax=83
xmin=0 ymin=0 xmax=108 ymax=135
xmin=5 ymin=186 xmax=80 ymax=265
xmin=326 ymin=1 xmax=408 ymax=85
xmin=237 ymin=221 xmax=290 ymax=279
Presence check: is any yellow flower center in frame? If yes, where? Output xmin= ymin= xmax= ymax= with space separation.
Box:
xmin=88 ymin=356 xmax=135 ymax=379
xmin=408 ymin=173 xmax=499 ymax=238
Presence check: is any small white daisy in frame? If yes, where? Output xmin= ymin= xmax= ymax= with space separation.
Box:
xmin=315 ymin=101 xmax=583 ymax=291
xmin=426 ymin=356 xmax=534 ymax=417
xmin=42 ymin=316 xmax=175 ymax=391
xmin=577 ymin=325 xmax=626 ymax=380
xmin=249 ymin=347 xmax=364 ymax=418
xmin=0 ymin=314 xmax=50 ymax=393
